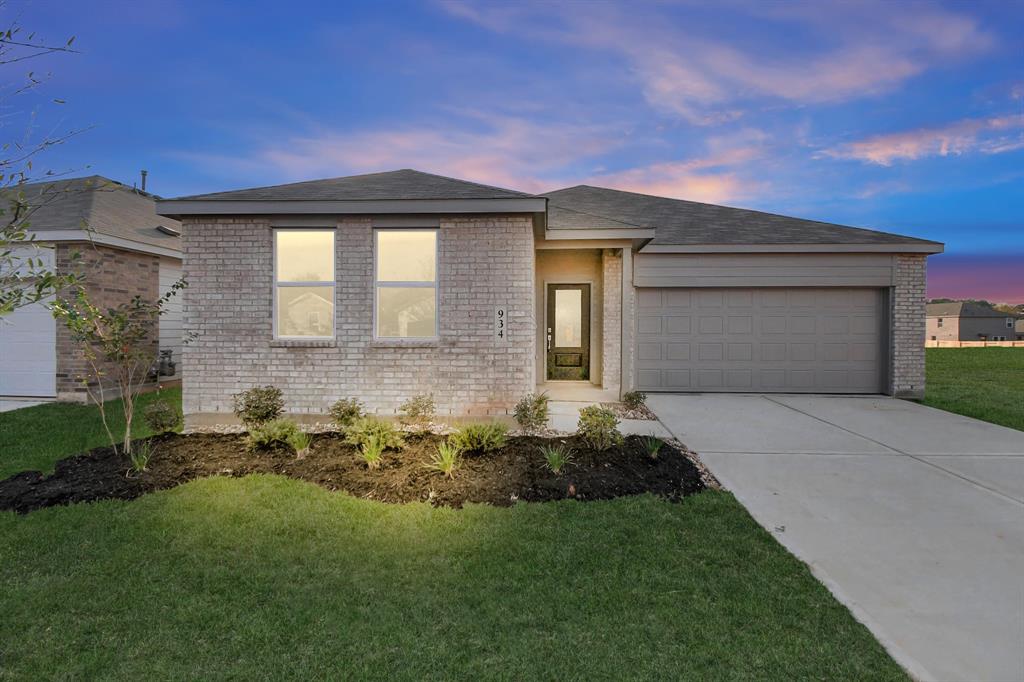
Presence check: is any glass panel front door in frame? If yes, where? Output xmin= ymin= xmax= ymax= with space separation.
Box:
xmin=546 ymin=283 xmax=590 ymax=381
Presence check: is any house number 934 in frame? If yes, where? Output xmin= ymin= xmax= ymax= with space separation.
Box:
xmin=494 ymin=306 xmax=509 ymax=344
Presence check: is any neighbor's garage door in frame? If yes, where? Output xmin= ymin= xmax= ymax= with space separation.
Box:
xmin=635 ymin=288 xmax=884 ymax=393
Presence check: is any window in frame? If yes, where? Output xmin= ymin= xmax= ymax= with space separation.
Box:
xmin=274 ymin=230 xmax=335 ymax=338
xmin=937 ymin=318 xmax=943 ymax=327
xmin=1007 ymin=318 xmax=1014 ymax=329
xmin=375 ymin=229 xmax=438 ymax=338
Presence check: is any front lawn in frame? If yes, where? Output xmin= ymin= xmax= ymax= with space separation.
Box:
xmin=924 ymin=348 xmax=1024 ymax=431
xmin=0 ymin=386 xmax=182 ymax=480
xmin=0 ymin=477 xmax=906 ymax=680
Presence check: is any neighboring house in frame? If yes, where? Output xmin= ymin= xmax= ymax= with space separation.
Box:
xmin=1017 ymin=319 xmax=1024 ymax=341
xmin=0 ymin=176 xmax=182 ymax=402
xmin=925 ymin=302 xmax=1017 ymax=342
xmin=155 ymin=169 xmax=943 ymax=424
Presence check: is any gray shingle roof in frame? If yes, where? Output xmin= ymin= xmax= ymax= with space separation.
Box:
xmin=543 ymin=185 xmax=940 ymax=246
xmin=926 ymin=302 xmax=1008 ymax=318
xmin=13 ymin=176 xmax=181 ymax=252
xmin=175 ymin=169 xmax=530 ymax=201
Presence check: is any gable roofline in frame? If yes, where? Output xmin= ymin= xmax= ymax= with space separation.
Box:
xmin=926 ymin=301 xmax=1010 ymax=318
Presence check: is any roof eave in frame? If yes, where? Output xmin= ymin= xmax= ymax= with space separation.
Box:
xmin=156 ymin=197 xmax=547 ymax=219
xmin=639 ymin=242 xmax=945 ymax=254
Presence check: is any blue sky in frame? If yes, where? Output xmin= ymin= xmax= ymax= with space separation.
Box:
xmin=14 ymin=0 xmax=1024 ymax=301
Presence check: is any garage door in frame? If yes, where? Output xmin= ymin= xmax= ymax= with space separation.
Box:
xmin=635 ymin=288 xmax=885 ymax=393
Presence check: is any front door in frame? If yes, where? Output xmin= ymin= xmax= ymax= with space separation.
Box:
xmin=546 ymin=283 xmax=590 ymax=380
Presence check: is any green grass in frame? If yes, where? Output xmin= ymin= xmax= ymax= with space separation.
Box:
xmin=925 ymin=348 xmax=1024 ymax=431
xmin=0 ymin=386 xmax=182 ymax=479
xmin=0 ymin=479 xmax=906 ymax=680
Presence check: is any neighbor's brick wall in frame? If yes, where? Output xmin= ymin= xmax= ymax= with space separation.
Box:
xmin=601 ymin=249 xmax=622 ymax=393
xmin=890 ymin=254 xmax=926 ymax=399
xmin=55 ymin=243 xmax=160 ymax=400
xmin=182 ymin=215 xmax=536 ymax=420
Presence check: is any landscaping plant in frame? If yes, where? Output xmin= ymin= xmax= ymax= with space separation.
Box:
xmin=232 ymin=386 xmax=285 ymax=427
xmin=360 ymin=433 xmax=386 ymax=470
xmin=450 ymin=422 xmax=508 ymax=454
xmin=399 ymin=394 xmax=435 ymax=431
xmin=642 ymin=435 xmax=663 ymax=460
xmin=128 ymin=439 xmax=153 ymax=474
xmin=142 ymin=397 xmax=182 ymax=434
xmin=328 ymin=397 xmax=365 ymax=429
xmin=246 ymin=418 xmax=302 ymax=451
xmin=540 ymin=444 xmax=573 ymax=475
xmin=622 ymin=391 xmax=648 ymax=411
xmin=344 ymin=416 xmax=405 ymax=451
xmin=287 ymin=429 xmax=312 ymax=459
xmin=51 ymin=278 xmax=185 ymax=456
xmin=577 ymin=405 xmax=624 ymax=451
xmin=514 ymin=392 xmax=549 ymax=433
xmin=426 ymin=440 xmax=462 ymax=480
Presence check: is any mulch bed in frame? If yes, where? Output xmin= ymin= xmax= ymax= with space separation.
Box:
xmin=0 ymin=433 xmax=708 ymax=514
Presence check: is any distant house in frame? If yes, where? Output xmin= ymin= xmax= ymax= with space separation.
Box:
xmin=0 ymin=176 xmax=183 ymax=403
xmin=1016 ymin=319 xmax=1024 ymax=341
xmin=925 ymin=302 xmax=1017 ymax=342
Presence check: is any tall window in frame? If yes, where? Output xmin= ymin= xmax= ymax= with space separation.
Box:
xmin=375 ymin=229 xmax=437 ymax=338
xmin=274 ymin=230 xmax=335 ymax=338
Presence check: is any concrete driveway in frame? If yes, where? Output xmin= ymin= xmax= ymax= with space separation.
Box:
xmin=649 ymin=394 xmax=1024 ymax=682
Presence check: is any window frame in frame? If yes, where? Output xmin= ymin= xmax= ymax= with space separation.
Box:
xmin=1007 ymin=318 xmax=1014 ymax=329
xmin=372 ymin=227 xmax=440 ymax=340
xmin=272 ymin=228 xmax=337 ymax=340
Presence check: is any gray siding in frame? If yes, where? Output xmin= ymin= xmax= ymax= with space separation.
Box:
xmin=633 ymin=253 xmax=895 ymax=288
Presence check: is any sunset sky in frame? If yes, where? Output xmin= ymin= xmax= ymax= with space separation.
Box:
xmin=18 ymin=0 xmax=1024 ymax=302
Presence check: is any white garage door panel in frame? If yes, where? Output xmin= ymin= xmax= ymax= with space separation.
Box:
xmin=0 ymin=299 xmax=57 ymax=397
xmin=636 ymin=287 xmax=884 ymax=393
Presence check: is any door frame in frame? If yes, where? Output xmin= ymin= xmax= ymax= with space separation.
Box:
xmin=543 ymin=281 xmax=593 ymax=381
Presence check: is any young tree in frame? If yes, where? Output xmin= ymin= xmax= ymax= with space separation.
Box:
xmin=51 ymin=279 xmax=186 ymax=455
xmin=0 ymin=13 xmax=89 ymax=316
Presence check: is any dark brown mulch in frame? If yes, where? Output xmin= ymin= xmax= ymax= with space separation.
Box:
xmin=0 ymin=433 xmax=706 ymax=514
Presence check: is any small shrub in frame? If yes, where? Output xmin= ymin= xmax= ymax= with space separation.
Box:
xmin=287 ymin=429 xmax=312 ymax=459
xmin=361 ymin=434 xmax=386 ymax=470
xmin=399 ymin=394 xmax=436 ymax=430
xmin=232 ymin=386 xmax=284 ymax=426
xmin=642 ymin=435 xmax=663 ymax=460
xmin=622 ymin=391 xmax=648 ymax=410
xmin=577 ymin=405 xmax=624 ymax=451
xmin=143 ymin=398 xmax=182 ymax=434
xmin=344 ymin=416 xmax=405 ymax=450
xmin=328 ymin=398 xmax=365 ymax=429
xmin=514 ymin=392 xmax=549 ymax=433
xmin=426 ymin=440 xmax=462 ymax=479
xmin=540 ymin=444 xmax=573 ymax=475
xmin=450 ymin=422 xmax=508 ymax=454
xmin=247 ymin=418 xmax=301 ymax=450
xmin=128 ymin=439 xmax=154 ymax=473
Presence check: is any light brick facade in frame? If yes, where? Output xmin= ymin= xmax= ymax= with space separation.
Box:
xmin=181 ymin=215 xmax=535 ymax=421
xmin=890 ymin=254 xmax=927 ymax=399
xmin=601 ymin=249 xmax=622 ymax=393
xmin=55 ymin=243 xmax=160 ymax=400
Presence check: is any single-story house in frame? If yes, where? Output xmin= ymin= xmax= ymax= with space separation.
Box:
xmin=0 ymin=176 xmax=183 ymax=402
xmin=155 ymin=169 xmax=943 ymax=424
xmin=925 ymin=301 xmax=1017 ymax=342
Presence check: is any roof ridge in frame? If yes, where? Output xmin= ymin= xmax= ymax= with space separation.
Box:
xmin=399 ymin=168 xmax=531 ymax=197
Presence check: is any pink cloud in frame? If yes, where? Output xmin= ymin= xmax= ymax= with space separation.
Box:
xmin=823 ymin=115 xmax=1024 ymax=165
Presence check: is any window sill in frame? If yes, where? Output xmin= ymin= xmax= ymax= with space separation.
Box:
xmin=369 ymin=338 xmax=441 ymax=348
xmin=270 ymin=339 xmax=337 ymax=348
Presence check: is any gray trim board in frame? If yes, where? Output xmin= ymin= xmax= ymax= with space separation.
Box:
xmin=641 ymin=243 xmax=943 ymax=254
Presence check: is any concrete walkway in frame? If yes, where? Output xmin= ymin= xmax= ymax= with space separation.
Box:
xmin=649 ymin=394 xmax=1024 ymax=682
xmin=547 ymin=400 xmax=673 ymax=437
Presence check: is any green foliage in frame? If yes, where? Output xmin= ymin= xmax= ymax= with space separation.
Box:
xmin=142 ymin=398 xmax=182 ymax=434
xmin=642 ymin=435 xmax=663 ymax=460
xmin=450 ymin=422 xmax=508 ymax=454
xmin=232 ymin=386 xmax=284 ymax=427
xmin=540 ymin=444 xmax=573 ymax=475
xmin=622 ymin=391 xmax=648 ymax=410
xmin=344 ymin=416 xmax=405 ymax=451
xmin=426 ymin=440 xmax=462 ymax=479
xmin=328 ymin=398 xmax=365 ymax=429
xmin=247 ymin=418 xmax=302 ymax=451
xmin=399 ymin=394 xmax=435 ymax=430
xmin=360 ymin=434 xmax=385 ymax=470
xmin=514 ymin=392 xmax=550 ymax=433
xmin=127 ymin=439 xmax=153 ymax=474
xmin=287 ymin=429 xmax=312 ymax=459
xmin=577 ymin=405 xmax=624 ymax=451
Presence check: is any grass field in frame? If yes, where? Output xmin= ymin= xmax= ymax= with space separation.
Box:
xmin=0 ymin=386 xmax=182 ymax=479
xmin=924 ymin=348 xmax=1024 ymax=431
